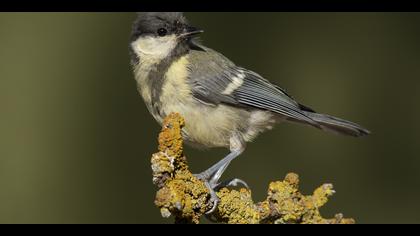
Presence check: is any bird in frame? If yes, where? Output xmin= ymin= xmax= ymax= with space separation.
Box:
xmin=129 ymin=12 xmax=370 ymax=213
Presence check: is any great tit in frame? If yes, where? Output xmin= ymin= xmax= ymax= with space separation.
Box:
xmin=129 ymin=12 xmax=370 ymax=213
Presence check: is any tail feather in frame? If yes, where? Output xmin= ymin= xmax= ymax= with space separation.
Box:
xmin=304 ymin=112 xmax=370 ymax=137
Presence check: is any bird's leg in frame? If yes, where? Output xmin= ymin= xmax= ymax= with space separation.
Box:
xmin=194 ymin=150 xmax=243 ymax=187
xmin=194 ymin=134 xmax=248 ymax=214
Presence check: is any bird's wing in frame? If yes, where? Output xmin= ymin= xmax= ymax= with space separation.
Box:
xmin=187 ymin=50 xmax=318 ymax=126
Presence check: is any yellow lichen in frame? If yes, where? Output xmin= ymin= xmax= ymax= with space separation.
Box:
xmin=151 ymin=113 xmax=355 ymax=224
xmin=215 ymin=188 xmax=260 ymax=224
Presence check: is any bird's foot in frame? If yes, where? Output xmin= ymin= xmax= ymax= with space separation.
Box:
xmin=194 ymin=173 xmax=249 ymax=214
xmin=194 ymin=173 xmax=220 ymax=214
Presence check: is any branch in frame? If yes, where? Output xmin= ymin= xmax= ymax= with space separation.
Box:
xmin=151 ymin=113 xmax=355 ymax=224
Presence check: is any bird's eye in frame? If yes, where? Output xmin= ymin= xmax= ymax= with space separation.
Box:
xmin=157 ymin=28 xmax=168 ymax=37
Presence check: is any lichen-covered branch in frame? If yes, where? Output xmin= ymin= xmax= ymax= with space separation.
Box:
xmin=151 ymin=113 xmax=355 ymax=224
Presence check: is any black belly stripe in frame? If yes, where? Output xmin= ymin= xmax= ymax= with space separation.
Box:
xmin=147 ymin=43 xmax=190 ymax=115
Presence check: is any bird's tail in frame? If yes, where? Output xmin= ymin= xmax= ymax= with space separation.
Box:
xmin=303 ymin=111 xmax=370 ymax=137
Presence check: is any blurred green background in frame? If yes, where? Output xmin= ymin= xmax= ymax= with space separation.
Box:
xmin=0 ymin=12 xmax=419 ymax=224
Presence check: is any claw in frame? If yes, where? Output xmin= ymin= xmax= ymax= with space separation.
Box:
xmin=195 ymin=175 xmax=250 ymax=214
xmin=216 ymin=178 xmax=249 ymax=190
xmin=204 ymin=181 xmax=220 ymax=214
xmin=195 ymin=175 xmax=220 ymax=214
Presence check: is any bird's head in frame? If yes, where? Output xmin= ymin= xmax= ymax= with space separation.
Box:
xmin=130 ymin=12 xmax=203 ymax=62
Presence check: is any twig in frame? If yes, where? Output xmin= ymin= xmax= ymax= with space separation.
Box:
xmin=151 ymin=113 xmax=355 ymax=224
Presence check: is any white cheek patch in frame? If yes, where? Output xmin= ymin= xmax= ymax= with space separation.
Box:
xmin=132 ymin=35 xmax=178 ymax=59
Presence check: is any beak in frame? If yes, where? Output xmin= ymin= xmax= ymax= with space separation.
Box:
xmin=179 ymin=26 xmax=204 ymax=38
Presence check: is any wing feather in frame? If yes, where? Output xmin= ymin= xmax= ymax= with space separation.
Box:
xmin=187 ymin=48 xmax=319 ymax=127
